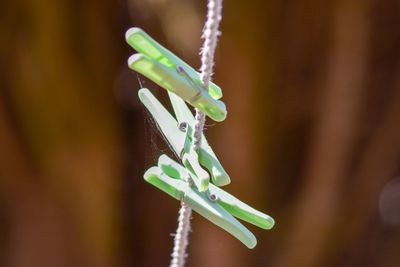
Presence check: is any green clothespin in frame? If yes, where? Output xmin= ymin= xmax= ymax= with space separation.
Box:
xmin=138 ymin=88 xmax=230 ymax=191
xmin=144 ymin=154 xmax=275 ymax=249
xmin=126 ymin=27 xmax=227 ymax=122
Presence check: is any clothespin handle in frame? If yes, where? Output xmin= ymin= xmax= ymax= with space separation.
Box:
xmin=168 ymin=92 xmax=231 ymax=186
xmin=129 ymin=53 xmax=227 ymax=122
xmin=146 ymin=155 xmax=258 ymax=249
xmin=126 ymin=27 xmax=223 ymax=99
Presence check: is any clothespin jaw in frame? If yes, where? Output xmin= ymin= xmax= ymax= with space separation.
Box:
xmin=144 ymin=154 xmax=275 ymax=249
xmin=168 ymin=91 xmax=230 ymax=186
xmin=180 ymin=122 xmax=210 ymax=191
xmin=126 ymin=27 xmax=227 ymax=122
xmin=138 ymin=88 xmax=230 ymax=187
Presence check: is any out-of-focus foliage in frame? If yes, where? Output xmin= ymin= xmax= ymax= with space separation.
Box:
xmin=1 ymin=0 xmax=400 ymax=266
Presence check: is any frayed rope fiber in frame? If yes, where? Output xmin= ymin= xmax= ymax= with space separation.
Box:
xmin=169 ymin=0 xmax=223 ymax=267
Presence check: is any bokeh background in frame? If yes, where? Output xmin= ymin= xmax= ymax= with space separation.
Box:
xmin=1 ymin=0 xmax=400 ymax=266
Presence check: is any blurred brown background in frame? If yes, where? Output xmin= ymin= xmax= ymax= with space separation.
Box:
xmin=1 ymin=0 xmax=400 ymax=266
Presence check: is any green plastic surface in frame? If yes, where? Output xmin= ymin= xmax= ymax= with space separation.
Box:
xmin=182 ymin=150 xmax=209 ymax=192
xmin=126 ymin=27 xmax=222 ymax=99
xmin=139 ymin=88 xmax=230 ymax=187
xmin=168 ymin=91 xmax=231 ymax=186
xmin=143 ymin=154 xmax=275 ymax=248
xmin=159 ymin=155 xmax=274 ymax=230
xmin=126 ymin=28 xmax=227 ymax=122
xmin=132 ymin=28 xmax=275 ymax=249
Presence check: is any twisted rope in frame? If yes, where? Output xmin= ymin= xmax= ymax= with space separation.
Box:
xmin=169 ymin=0 xmax=223 ymax=266
xmin=193 ymin=0 xmax=223 ymax=149
xmin=169 ymin=203 xmax=192 ymax=267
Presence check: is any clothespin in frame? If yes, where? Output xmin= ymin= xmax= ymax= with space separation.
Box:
xmin=126 ymin=27 xmax=227 ymax=122
xmin=138 ymin=88 xmax=230 ymax=191
xmin=144 ymin=154 xmax=275 ymax=249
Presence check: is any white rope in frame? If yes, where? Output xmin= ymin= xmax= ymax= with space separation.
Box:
xmin=169 ymin=202 xmax=192 ymax=267
xmin=193 ymin=0 xmax=223 ymax=149
xmin=169 ymin=0 xmax=223 ymax=266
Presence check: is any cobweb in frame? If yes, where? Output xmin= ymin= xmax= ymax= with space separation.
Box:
xmin=137 ymin=74 xmax=181 ymax=166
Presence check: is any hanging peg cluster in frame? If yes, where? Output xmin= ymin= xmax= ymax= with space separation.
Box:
xmin=126 ymin=27 xmax=274 ymax=249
